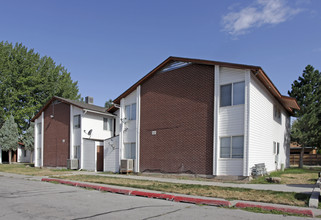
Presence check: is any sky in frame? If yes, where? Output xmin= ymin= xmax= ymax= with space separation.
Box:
xmin=1 ymin=0 xmax=320 ymax=107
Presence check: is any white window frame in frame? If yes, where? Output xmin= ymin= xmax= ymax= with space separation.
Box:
xmin=220 ymin=81 xmax=245 ymax=107
xmin=273 ymin=141 xmax=280 ymax=155
xmin=273 ymin=105 xmax=282 ymax=124
xmin=103 ymin=118 xmax=112 ymax=131
xmin=74 ymin=115 xmax=81 ymax=129
xmin=220 ymin=136 xmax=244 ymax=158
xmin=125 ymin=103 xmax=136 ymax=120
xmin=73 ymin=145 xmax=81 ymax=159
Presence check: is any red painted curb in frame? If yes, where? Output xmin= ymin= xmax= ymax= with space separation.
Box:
xmin=130 ymin=191 xmax=164 ymax=198
xmin=97 ymin=186 xmax=131 ymax=195
xmin=41 ymin=178 xmax=231 ymax=207
xmin=173 ymin=196 xmax=231 ymax=207
xmin=235 ymin=202 xmax=314 ymax=217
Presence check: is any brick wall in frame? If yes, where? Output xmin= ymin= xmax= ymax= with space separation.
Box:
xmin=140 ymin=64 xmax=214 ymax=175
xmin=43 ymin=101 xmax=70 ymax=167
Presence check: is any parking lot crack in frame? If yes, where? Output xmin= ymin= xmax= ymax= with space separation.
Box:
xmin=71 ymin=205 xmax=173 ymax=220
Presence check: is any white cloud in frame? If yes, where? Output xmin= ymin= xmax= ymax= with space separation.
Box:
xmin=222 ymin=0 xmax=302 ymax=36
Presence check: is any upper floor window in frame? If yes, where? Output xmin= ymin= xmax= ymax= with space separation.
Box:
xmin=220 ymin=136 xmax=244 ymax=158
xmin=74 ymin=115 xmax=81 ymax=128
xmin=103 ymin=118 xmax=112 ymax=131
xmin=125 ymin=103 xmax=136 ymax=120
xmin=220 ymin=81 xmax=245 ymax=107
xmin=273 ymin=105 xmax=282 ymax=124
xmin=37 ymin=123 xmax=42 ymax=134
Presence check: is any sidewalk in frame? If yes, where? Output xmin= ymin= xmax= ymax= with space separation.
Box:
xmin=1 ymin=171 xmax=320 ymax=217
xmin=68 ymin=171 xmax=315 ymax=194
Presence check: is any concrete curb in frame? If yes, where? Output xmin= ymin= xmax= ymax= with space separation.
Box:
xmin=235 ymin=202 xmax=314 ymax=217
xmin=309 ymin=178 xmax=321 ymax=208
xmin=41 ymin=178 xmax=314 ymax=217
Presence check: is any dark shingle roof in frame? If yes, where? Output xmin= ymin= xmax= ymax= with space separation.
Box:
xmin=31 ymin=96 xmax=114 ymax=122
xmin=57 ymin=97 xmax=109 ymax=113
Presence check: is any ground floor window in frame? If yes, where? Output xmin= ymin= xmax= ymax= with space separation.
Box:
xmin=124 ymin=143 xmax=136 ymax=159
xmin=74 ymin=145 xmax=81 ymax=159
xmin=220 ymin=136 xmax=244 ymax=158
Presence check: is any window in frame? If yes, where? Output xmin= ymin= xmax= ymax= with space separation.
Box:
xmin=220 ymin=81 xmax=245 ymax=107
xmin=125 ymin=103 xmax=136 ymax=120
xmin=23 ymin=149 xmax=27 ymax=157
xmin=124 ymin=143 xmax=136 ymax=159
xmin=220 ymin=136 xmax=244 ymax=158
xmin=273 ymin=105 xmax=281 ymax=124
xmin=103 ymin=118 xmax=113 ymax=131
xmin=74 ymin=115 xmax=80 ymax=128
xmin=74 ymin=145 xmax=81 ymax=159
xmin=273 ymin=142 xmax=280 ymax=155
xmin=37 ymin=123 xmax=42 ymax=134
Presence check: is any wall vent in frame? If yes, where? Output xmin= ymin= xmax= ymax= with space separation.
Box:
xmin=160 ymin=61 xmax=191 ymax=73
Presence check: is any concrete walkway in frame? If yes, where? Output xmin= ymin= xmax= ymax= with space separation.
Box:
xmin=67 ymin=171 xmax=315 ymax=194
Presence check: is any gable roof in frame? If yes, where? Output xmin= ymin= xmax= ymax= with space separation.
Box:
xmin=31 ymin=96 xmax=114 ymax=122
xmin=108 ymin=56 xmax=300 ymax=115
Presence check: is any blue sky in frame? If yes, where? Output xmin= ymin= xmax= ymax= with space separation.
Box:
xmin=1 ymin=0 xmax=320 ymax=106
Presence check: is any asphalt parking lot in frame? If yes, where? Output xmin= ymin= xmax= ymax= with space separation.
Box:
xmin=0 ymin=174 xmax=313 ymax=220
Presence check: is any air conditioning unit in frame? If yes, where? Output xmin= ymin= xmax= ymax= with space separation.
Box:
xmin=67 ymin=159 xmax=79 ymax=170
xmin=120 ymin=159 xmax=134 ymax=173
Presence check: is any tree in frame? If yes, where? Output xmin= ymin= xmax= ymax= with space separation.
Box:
xmin=0 ymin=115 xmax=19 ymax=164
xmin=21 ymin=122 xmax=34 ymax=162
xmin=288 ymin=65 xmax=321 ymax=167
xmin=0 ymin=41 xmax=80 ymax=133
xmin=104 ymin=99 xmax=113 ymax=109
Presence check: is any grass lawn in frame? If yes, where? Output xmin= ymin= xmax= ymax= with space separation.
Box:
xmin=0 ymin=163 xmax=72 ymax=176
xmin=250 ymin=167 xmax=321 ymax=184
xmin=56 ymin=174 xmax=310 ymax=207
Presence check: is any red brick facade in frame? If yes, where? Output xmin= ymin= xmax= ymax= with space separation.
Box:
xmin=140 ymin=64 xmax=214 ymax=175
xmin=43 ymin=101 xmax=70 ymax=167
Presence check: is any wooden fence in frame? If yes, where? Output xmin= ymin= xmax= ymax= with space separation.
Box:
xmin=290 ymin=154 xmax=321 ymax=166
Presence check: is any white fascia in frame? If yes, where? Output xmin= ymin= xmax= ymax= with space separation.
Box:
xmin=213 ymin=65 xmax=220 ymax=175
xmin=119 ymin=98 xmax=125 ymax=169
xmin=70 ymin=105 xmax=74 ymax=159
xmin=243 ymin=70 xmax=251 ymax=176
xmin=135 ymin=85 xmax=141 ymax=172
xmin=41 ymin=112 xmax=44 ymax=167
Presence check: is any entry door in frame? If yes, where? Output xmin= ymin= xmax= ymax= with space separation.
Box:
xmin=97 ymin=146 xmax=104 ymax=171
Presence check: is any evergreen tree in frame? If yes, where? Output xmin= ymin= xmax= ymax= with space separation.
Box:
xmin=0 ymin=115 xmax=19 ymax=163
xmin=288 ymin=65 xmax=321 ymax=167
xmin=104 ymin=99 xmax=113 ymax=109
xmin=0 ymin=41 xmax=80 ymax=133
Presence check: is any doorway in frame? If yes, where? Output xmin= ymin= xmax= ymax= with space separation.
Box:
xmin=97 ymin=145 xmax=104 ymax=171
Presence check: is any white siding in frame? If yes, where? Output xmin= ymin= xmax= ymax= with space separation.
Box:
xmin=82 ymin=112 xmax=113 ymax=140
xmin=218 ymin=159 xmax=243 ymax=175
xmin=34 ymin=112 xmax=44 ymax=167
xmin=122 ymin=90 xmax=137 ymax=143
xmin=114 ymin=109 xmax=120 ymax=136
xmin=72 ymin=106 xmax=82 ymax=158
xmin=248 ymin=73 xmax=290 ymax=174
xmin=104 ymin=136 xmax=119 ymax=172
xmin=220 ymin=67 xmax=245 ymax=85
xmin=17 ymin=146 xmax=33 ymax=163
xmin=83 ymin=139 xmax=95 ymax=171
xmin=219 ymin=105 xmax=244 ymax=136
xmin=217 ymin=67 xmax=245 ymax=176
xmin=118 ymin=88 xmax=141 ymax=172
